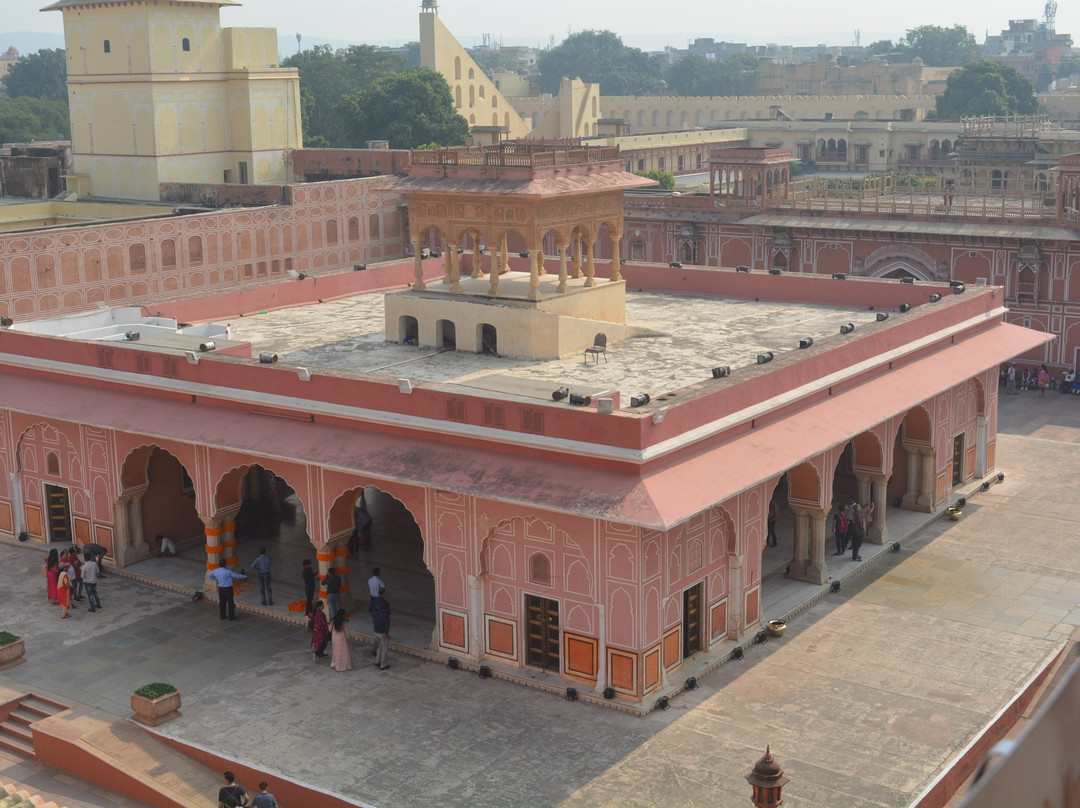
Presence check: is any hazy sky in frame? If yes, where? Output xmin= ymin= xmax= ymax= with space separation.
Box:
xmin=7 ymin=0 xmax=1074 ymax=50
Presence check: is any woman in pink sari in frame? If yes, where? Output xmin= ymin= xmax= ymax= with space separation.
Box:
xmin=330 ymin=609 xmax=352 ymax=672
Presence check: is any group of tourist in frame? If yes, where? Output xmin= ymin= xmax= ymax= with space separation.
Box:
xmin=832 ymin=496 xmax=874 ymax=562
xmin=43 ymin=545 xmax=103 ymax=618
xmin=307 ymin=565 xmax=392 ymax=672
xmin=1002 ymin=363 xmax=1054 ymax=397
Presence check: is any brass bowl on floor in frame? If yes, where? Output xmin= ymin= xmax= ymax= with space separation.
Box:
xmin=946 ymin=507 xmax=963 ymax=521
xmin=767 ymin=619 xmax=787 ymax=637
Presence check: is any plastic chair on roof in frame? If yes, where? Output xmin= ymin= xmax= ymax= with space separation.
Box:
xmin=584 ymin=333 xmax=607 ymax=364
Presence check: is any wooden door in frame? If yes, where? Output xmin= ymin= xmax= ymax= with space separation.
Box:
xmin=45 ymin=485 xmax=71 ymax=544
xmin=952 ymin=434 xmax=965 ymax=486
xmin=683 ymin=582 xmax=703 ymax=658
xmin=525 ymin=594 xmax=560 ymax=671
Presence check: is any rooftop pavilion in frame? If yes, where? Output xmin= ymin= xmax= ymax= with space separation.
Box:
xmin=393 ymin=141 xmax=655 ymax=357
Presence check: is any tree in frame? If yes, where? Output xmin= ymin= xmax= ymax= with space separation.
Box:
xmin=897 ymin=25 xmax=980 ymax=66
xmin=335 ymin=69 xmax=469 ymax=150
xmin=2 ymin=48 xmax=68 ymax=103
xmin=0 ymin=97 xmax=70 ymax=143
xmin=934 ymin=60 xmax=1040 ymax=118
xmin=864 ymin=39 xmax=895 ymax=58
xmin=666 ymin=53 xmax=713 ymax=96
xmin=283 ymin=44 xmax=406 ymax=147
xmin=635 ymin=170 xmax=674 ymax=190
xmin=665 ymin=52 xmax=758 ymax=97
xmin=535 ymin=30 xmax=664 ymax=96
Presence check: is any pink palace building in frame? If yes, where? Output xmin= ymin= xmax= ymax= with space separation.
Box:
xmin=0 ymin=144 xmax=1050 ymax=704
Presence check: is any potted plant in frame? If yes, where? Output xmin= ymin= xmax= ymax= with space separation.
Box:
xmin=0 ymin=632 xmax=25 ymax=670
xmin=131 ymin=682 xmax=181 ymax=726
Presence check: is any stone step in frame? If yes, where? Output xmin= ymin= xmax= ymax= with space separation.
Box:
xmin=0 ymin=723 xmax=32 ymax=744
xmin=7 ymin=708 xmax=43 ymax=727
xmin=17 ymin=695 xmax=67 ymax=717
xmin=0 ymin=730 xmax=34 ymax=758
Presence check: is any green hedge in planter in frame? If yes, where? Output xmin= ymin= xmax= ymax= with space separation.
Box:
xmin=0 ymin=632 xmax=19 ymax=645
xmin=134 ymin=682 xmax=177 ymax=699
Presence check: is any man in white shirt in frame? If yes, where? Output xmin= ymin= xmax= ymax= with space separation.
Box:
xmin=207 ymin=562 xmax=246 ymax=621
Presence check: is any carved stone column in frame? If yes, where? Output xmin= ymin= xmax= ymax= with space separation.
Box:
xmin=537 ymin=246 xmax=546 ymax=275
xmin=448 ymin=243 xmax=462 ymax=292
xmin=557 ymin=242 xmax=569 ymax=294
xmin=468 ymin=574 xmax=484 ymax=660
xmin=572 ymin=236 xmax=583 ymax=279
xmin=471 ymin=238 xmax=483 ymax=279
xmin=611 ymin=231 xmax=623 ymax=282
xmin=788 ymin=505 xmax=828 ymax=585
xmin=411 ymin=237 xmax=425 ymax=290
xmin=528 ymin=246 xmax=542 ymax=301
xmin=728 ymin=553 xmax=744 ymax=639
xmin=584 ymin=237 xmax=597 ymax=288
xmin=919 ymin=448 xmax=936 ymax=511
xmin=975 ymin=416 xmax=989 ymax=477
xmin=901 ymin=443 xmax=922 ymax=510
xmin=867 ymin=473 xmax=890 ymax=544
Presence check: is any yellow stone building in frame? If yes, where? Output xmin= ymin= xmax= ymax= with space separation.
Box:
xmin=44 ymin=0 xmax=301 ymax=201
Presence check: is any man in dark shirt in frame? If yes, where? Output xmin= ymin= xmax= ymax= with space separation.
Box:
xmin=323 ymin=568 xmax=342 ymax=617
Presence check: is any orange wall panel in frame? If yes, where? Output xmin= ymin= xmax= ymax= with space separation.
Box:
xmin=485 ymin=616 xmax=515 ymax=659
xmin=0 ymin=500 xmax=11 ymax=534
xmin=644 ymin=647 xmax=661 ymax=690
xmin=24 ymin=503 xmax=42 ymax=538
xmin=441 ymin=610 xmax=466 ymax=652
xmin=744 ymin=586 xmax=760 ymax=629
xmin=710 ymin=598 xmax=727 ymax=641
xmin=564 ymin=632 xmax=598 ymax=682
xmin=663 ymin=627 xmax=681 ymax=670
xmin=608 ymin=648 xmax=637 ymax=694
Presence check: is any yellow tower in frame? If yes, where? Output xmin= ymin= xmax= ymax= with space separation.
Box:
xmin=43 ymin=0 xmax=302 ymax=201
xmin=418 ymin=2 xmax=532 ymax=140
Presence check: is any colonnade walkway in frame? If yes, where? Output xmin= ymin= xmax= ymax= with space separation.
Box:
xmin=0 ymin=390 xmax=1076 ymax=807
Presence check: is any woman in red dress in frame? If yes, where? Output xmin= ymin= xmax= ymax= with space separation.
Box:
xmin=43 ymin=549 xmax=59 ymax=603
xmin=57 ymin=559 xmax=73 ymax=618
xmin=310 ymin=602 xmax=329 ymax=661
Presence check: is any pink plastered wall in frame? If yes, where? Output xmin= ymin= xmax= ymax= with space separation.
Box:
xmin=0 ymin=176 xmax=406 ymax=322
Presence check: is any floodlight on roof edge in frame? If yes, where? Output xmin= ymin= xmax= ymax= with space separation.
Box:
xmin=840 ymin=323 xmax=855 ymax=334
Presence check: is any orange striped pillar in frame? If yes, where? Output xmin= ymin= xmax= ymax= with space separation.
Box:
xmin=205 ymin=525 xmax=223 ymax=571
xmin=316 ymin=549 xmax=335 ymax=602
xmin=221 ymin=521 xmax=238 ymax=567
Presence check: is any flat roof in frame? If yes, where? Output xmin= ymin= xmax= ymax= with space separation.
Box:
xmin=229 ymin=284 xmax=886 ymax=403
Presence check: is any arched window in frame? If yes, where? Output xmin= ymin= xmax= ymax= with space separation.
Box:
xmin=528 ymin=552 xmax=552 ymax=586
xmin=454 ymin=57 xmax=461 ymax=80
xmin=182 ymin=38 xmax=191 ymax=52
xmin=46 ymin=452 xmax=60 ymax=476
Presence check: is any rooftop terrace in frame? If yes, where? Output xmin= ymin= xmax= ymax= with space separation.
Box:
xmin=228 ymin=282 xmax=890 ymax=404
